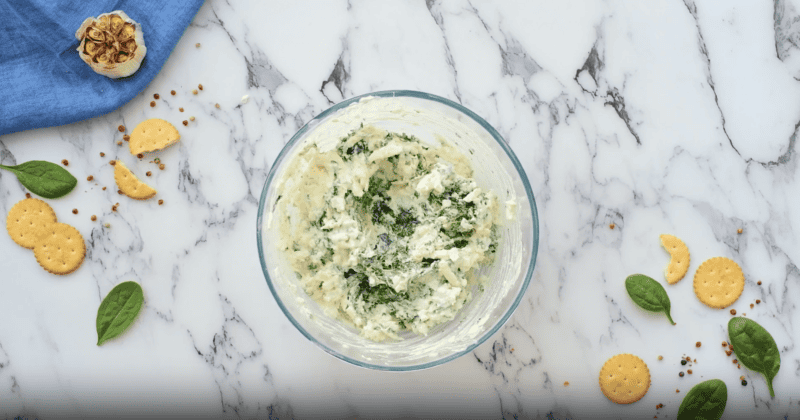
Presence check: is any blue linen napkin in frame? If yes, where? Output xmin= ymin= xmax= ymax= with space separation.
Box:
xmin=0 ymin=0 xmax=205 ymax=136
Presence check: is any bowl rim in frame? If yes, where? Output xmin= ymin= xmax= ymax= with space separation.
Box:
xmin=256 ymin=90 xmax=539 ymax=371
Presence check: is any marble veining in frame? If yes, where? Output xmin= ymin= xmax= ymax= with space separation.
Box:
xmin=2 ymin=0 xmax=800 ymax=418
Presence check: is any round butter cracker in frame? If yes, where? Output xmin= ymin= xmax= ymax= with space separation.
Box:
xmin=114 ymin=161 xmax=157 ymax=200
xmin=33 ymin=223 xmax=86 ymax=275
xmin=129 ymin=118 xmax=180 ymax=155
xmin=693 ymin=257 xmax=744 ymax=309
xmin=6 ymin=198 xmax=58 ymax=249
xmin=660 ymin=234 xmax=690 ymax=284
xmin=599 ymin=354 xmax=650 ymax=404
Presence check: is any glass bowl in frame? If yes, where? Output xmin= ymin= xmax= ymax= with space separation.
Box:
xmin=256 ymin=90 xmax=538 ymax=371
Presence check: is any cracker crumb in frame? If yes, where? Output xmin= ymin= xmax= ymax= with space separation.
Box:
xmin=150 ymin=101 xmax=156 ymax=107
xmin=241 ymin=94 xmax=250 ymax=104
xmin=750 ymin=303 xmax=754 ymax=308
xmin=154 ymin=93 xmax=160 ymax=100
xmin=730 ymin=309 xmax=737 ymax=315
xmin=737 ymin=228 xmax=743 ymax=234
xmin=657 ymin=355 xmax=663 ymax=361
xmin=687 ymin=369 xmax=693 ymax=374
xmin=87 ymin=175 xmax=94 ymax=181
xmin=72 ymin=208 xmax=78 ymax=214
xmin=123 ymin=134 xmax=130 ymax=141
xmin=609 ymin=223 xmax=615 ymax=229
xmin=159 ymin=163 xmax=165 ymax=170
xmin=195 ymin=43 xmax=201 ymax=48
xmin=118 ymin=125 xmax=125 ymax=132
xmin=215 ymin=103 xmax=220 ymax=109
xmin=102 ymin=187 xmax=107 ymax=191
xmin=563 ymin=381 xmax=569 ymax=386
xmin=171 ymin=90 xmax=176 ymax=96
xmin=117 ymin=141 xmax=122 ymax=146
xmin=61 ymin=159 xmax=69 ymax=166
xmin=91 ymin=215 xmax=96 ymax=221
xmin=192 ymin=89 xmax=198 ymax=95
xmin=190 ymin=116 xmax=195 ymax=121
xmin=104 ymin=223 xmax=110 ymax=228
xmin=183 ymin=120 xmax=188 ymax=126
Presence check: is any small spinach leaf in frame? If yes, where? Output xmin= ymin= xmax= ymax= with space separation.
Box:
xmin=677 ymin=379 xmax=727 ymax=420
xmin=0 ymin=160 xmax=77 ymax=199
xmin=728 ymin=317 xmax=781 ymax=398
xmin=625 ymin=274 xmax=675 ymax=325
xmin=96 ymin=281 xmax=144 ymax=346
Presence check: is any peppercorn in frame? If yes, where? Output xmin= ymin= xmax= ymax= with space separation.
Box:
xmin=146 ymin=171 xmax=152 ymax=177
xmin=179 ymin=107 xmax=184 ymax=112
xmin=102 ymin=187 xmax=106 ymax=191
xmin=722 ymin=342 xmax=728 ymax=347
xmin=195 ymin=43 xmax=201 ymax=48
xmin=198 ymin=84 xmax=203 ymax=90
xmin=137 ymin=153 xmax=144 ymax=159
xmin=112 ymin=205 xmax=117 ymax=212
xmin=609 ymin=223 xmax=615 ymax=229
xmin=681 ymin=360 xmax=687 ymax=365
xmin=183 ymin=120 xmax=188 ymax=126
xmin=190 ymin=116 xmax=195 ymax=121
xmin=192 ymin=89 xmax=198 ymax=95
xmin=696 ymin=342 xmax=701 ymax=348
xmin=117 ymin=190 xmax=122 ymax=195
xmin=72 ymin=209 xmax=78 ymax=214
xmin=118 ymin=125 xmax=125 ymax=132
xmin=158 ymin=199 xmax=164 ymax=205
xmin=757 ymin=281 xmax=762 ymax=285
xmin=733 ymin=359 xmax=738 ymax=364
xmin=87 ymin=175 xmax=93 ymax=181
xmin=737 ymin=228 xmax=743 ymax=234
xmin=726 ymin=350 xmax=733 ymax=356
xmin=91 ymin=215 xmax=96 ymax=221
xmin=756 ymin=299 xmax=761 ymax=304
xmin=679 ymin=372 xmax=684 ymax=377
xmin=687 ymin=369 xmax=692 ymax=374
xmin=657 ymin=355 xmax=663 ymax=361
xmin=730 ymin=309 xmax=737 ymax=315
xmin=25 ymin=193 xmax=31 ymax=198
xmin=61 ymin=159 xmax=68 ymax=166
xmin=150 ymin=101 xmax=156 ymax=107
xmin=123 ymin=134 xmax=130 ymax=141
xmin=750 ymin=303 xmax=754 ymax=308
xmin=154 ymin=93 xmax=160 ymax=99
xmin=117 ymin=141 xmax=123 ymax=145
xmin=215 ymin=103 xmax=220 ymax=109
xmin=171 ymin=90 xmax=176 ymax=96
xmin=110 ymin=160 xmax=116 ymax=165
xmin=742 ymin=380 xmax=747 ymax=386
xmin=100 ymin=152 xmax=105 ymax=157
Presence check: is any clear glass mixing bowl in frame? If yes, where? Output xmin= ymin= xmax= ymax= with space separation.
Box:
xmin=256 ymin=90 xmax=538 ymax=370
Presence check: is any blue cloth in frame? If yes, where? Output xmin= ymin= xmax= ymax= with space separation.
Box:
xmin=0 ymin=0 xmax=204 ymax=136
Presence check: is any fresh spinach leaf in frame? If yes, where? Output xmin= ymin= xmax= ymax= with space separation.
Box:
xmin=728 ymin=317 xmax=781 ymax=397
xmin=0 ymin=160 xmax=77 ymax=199
xmin=624 ymin=274 xmax=675 ymax=325
xmin=677 ymin=379 xmax=727 ymax=420
xmin=96 ymin=281 xmax=144 ymax=346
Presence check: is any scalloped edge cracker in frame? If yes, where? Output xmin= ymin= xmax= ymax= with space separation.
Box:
xmin=6 ymin=198 xmax=57 ymax=249
xmin=693 ymin=257 xmax=745 ymax=309
xmin=33 ymin=223 xmax=86 ymax=275
xmin=660 ymin=234 xmax=690 ymax=284
xmin=599 ymin=353 xmax=651 ymax=404
xmin=129 ymin=118 xmax=180 ymax=155
xmin=114 ymin=161 xmax=157 ymax=200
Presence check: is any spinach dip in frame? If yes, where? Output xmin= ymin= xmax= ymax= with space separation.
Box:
xmin=275 ymin=124 xmax=499 ymax=341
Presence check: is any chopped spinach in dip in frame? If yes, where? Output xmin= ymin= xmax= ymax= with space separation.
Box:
xmin=276 ymin=124 xmax=499 ymax=341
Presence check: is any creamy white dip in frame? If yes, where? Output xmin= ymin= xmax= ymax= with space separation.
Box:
xmin=274 ymin=123 xmax=500 ymax=342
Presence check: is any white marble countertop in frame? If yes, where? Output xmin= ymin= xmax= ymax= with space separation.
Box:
xmin=2 ymin=1 xmax=800 ymax=419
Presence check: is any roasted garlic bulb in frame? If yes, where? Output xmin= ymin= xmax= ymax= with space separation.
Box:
xmin=75 ymin=11 xmax=146 ymax=79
